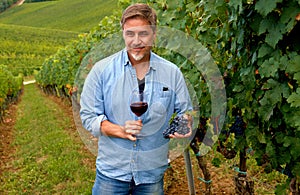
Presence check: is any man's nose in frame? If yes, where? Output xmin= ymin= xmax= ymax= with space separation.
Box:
xmin=133 ymin=34 xmax=142 ymax=45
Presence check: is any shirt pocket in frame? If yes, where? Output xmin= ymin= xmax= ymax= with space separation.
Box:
xmin=152 ymin=89 xmax=172 ymax=110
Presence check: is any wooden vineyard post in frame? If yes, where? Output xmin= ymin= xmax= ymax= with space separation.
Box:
xmin=234 ymin=148 xmax=254 ymax=194
xmin=190 ymin=142 xmax=212 ymax=195
xmin=184 ymin=148 xmax=196 ymax=195
xmin=290 ymin=178 xmax=300 ymax=195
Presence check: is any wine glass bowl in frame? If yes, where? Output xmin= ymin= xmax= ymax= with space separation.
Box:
xmin=130 ymin=91 xmax=148 ymax=119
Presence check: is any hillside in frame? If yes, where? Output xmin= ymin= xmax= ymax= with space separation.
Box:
xmin=0 ymin=0 xmax=118 ymax=32
xmin=0 ymin=23 xmax=78 ymax=75
xmin=0 ymin=0 xmax=118 ymax=76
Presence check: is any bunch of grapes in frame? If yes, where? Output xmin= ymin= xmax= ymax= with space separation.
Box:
xmin=229 ymin=115 xmax=245 ymax=137
xmin=163 ymin=115 xmax=190 ymax=138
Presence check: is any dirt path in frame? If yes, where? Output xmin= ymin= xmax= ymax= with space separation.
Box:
xmin=16 ymin=0 xmax=25 ymax=6
xmin=9 ymin=0 xmax=25 ymax=9
xmin=0 ymin=101 xmax=18 ymax=176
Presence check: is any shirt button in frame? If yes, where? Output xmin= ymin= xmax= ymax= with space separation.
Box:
xmin=132 ymin=160 xmax=135 ymax=163
xmin=133 ymin=144 xmax=136 ymax=147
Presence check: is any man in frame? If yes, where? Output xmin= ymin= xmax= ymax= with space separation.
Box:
xmin=80 ymin=3 xmax=192 ymax=194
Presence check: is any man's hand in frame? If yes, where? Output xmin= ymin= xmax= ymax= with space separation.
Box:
xmin=168 ymin=113 xmax=193 ymax=139
xmin=101 ymin=120 xmax=142 ymax=141
xmin=124 ymin=120 xmax=143 ymax=141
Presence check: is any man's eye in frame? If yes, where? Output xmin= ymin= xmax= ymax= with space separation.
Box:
xmin=139 ymin=31 xmax=149 ymax=37
xmin=125 ymin=32 xmax=135 ymax=37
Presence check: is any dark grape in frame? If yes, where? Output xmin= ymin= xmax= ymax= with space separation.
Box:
xmin=282 ymin=167 xmax=293 ymax=178
xmin=163 ymin=115 xmax=190 ymax=138
xmin=229 ymin=115 xmax=245 ymax=137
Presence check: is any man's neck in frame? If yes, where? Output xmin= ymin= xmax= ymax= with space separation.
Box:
xmin=133 ymin=61 xmax=149 ymax=80
xmin=128 ymin=53 xmax=150 ymax=80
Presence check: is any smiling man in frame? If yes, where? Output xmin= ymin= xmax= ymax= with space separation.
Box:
xmin=80 ymin=3 xmax=192 ymax=195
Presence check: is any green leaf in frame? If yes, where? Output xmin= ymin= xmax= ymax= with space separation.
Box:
xmin=258 ymin=17 xmax=274 ymax=35
xmin=275 ymin=132 xmax=285 ymax=144
xmin=290 ymin=139 xmax=300 ymax=159
xmin=259 ymin=87 xmax=282 ymax=106
xmin=294 ymin=73 xmax=300 ymax=85
xmin=283 ymin=136 xmax=293 ymax=147
xmin=257 ymin=132 xmax=266 ymax=144
xmin=258 ymin=103 xmax=275 ymax=121
xmin=258 ymin=57 xmax=278 ymax=77
xmin=232 ymin=84 xmax=244 ymax=92
xmin=211 ymin=157 xmax=222 ymax=167
xmin=255 ymin=0 xmax=283 ymax=16
xmin=265 ymin=27 xmax=283 ymax=48
xmin=258 ymin=44 xmax=273 ymax=58
xmin=287 ymin=88 xmax=300 ymax=107
xmin=266 ymin=141 xmax=276 ymax=157
xmin=258 ymin=85 xmax=285 ymax=121
xmin=293 ymin=162 xmax=300 ymax=178
xmin=286 ymin=55 xmax=300 ymax=72
xmin=282 ymin=108 xmax=300 ymax=128
xmin=280 ymin=1 xmax=300 ymax=33
xmin=228 ymin=0 xmax=243 ymax=14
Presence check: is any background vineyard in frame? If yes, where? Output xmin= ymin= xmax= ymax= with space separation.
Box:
xmin=0 ymin=0 xmax=18 ymax=13
xmin=1 ymin=0 xmax=300 ymax=194
xmin=0 ymin=23 xmax=78 ymax=76
xmin=0 ymin=0 xmax=117 ymax=122
xmin=36 ymin=0 xmax=300 ymax=193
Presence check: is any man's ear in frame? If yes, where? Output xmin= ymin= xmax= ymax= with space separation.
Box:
xmin=152 ymin=31 xmax=157 ymax=45
xmin=122 ymin=30 xmax=126 ymax=40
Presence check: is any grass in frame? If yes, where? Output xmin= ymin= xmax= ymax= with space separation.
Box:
xmin=193 ymin=150 xmax=290 ymax=194
xmin=0 ymin=0 xmax=118 ymax=32
xmin=0 ymin=84 xmax=95 ymax=194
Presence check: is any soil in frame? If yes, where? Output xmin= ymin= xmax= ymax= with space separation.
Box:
xmin=0 ymin=102 xmax=18 ymax=177
xmin=0 ymin=91 xmax=236 ymax=194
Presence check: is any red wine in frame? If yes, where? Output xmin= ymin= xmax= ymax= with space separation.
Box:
xmin=130 ymin=102 xmax=148 ymax=117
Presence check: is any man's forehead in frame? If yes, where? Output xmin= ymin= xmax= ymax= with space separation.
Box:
xmin=123 ymin=25 xmax=154 ymax=32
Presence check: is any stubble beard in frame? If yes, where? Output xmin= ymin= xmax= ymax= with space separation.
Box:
xmin=131 ymin=53 xmax=145 ymax=61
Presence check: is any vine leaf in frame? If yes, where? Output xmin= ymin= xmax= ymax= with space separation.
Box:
xmin=287 ymin=88 xmax=300 ymax=107
xmin=290 ymin=139 xmax=300 ymax=159
xmin=258 ymin=17 xmax=274 ymax=35
xmin=255 ymin=0 xmax=283 ymax=16
xmin=283 ymin=136 xmax=293 ymax=147
xmin=228 ymin=0 xmax=243 ymax=14
xmin=265 ymin=27 xmax=283 ymax=48
xmin=258 ymin=44 xmax=273 ymax=58
xmin=259 ymin=58 xmax=278 ymax=77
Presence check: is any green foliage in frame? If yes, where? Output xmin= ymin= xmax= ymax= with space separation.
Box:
xmin=36 ymin=0 xmax=300 ymax=192
xmin=0 ymin=0 xmax=118 ymax=32
xmin=0 ymin=0 xmax=18 ymax=13
xmin=0 ymin=64 xmax=23 ymax=119
xmin=0 ymin=0 xmax=118 ymax=84
xmin=36 ymin=13 xmax=122 ymax=96
xmin=0 ymin=23 xmax=77 ymax=76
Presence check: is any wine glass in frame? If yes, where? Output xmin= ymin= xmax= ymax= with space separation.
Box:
xmin=129 ymin=90 xmax=148 ymax=138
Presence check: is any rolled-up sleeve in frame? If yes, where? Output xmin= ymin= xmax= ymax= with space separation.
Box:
xmin=174 ymin=68 xmax=193 ymax=115
xmin=80 ymin=65 xmax=107 ymax=138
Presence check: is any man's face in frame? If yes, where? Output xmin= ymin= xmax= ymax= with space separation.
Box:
xmin=123 ymin=18 xmax=156 ymax=63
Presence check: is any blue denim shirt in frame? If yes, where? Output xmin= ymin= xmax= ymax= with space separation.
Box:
xmin=80 ymin=49 xmax=192 ymax=185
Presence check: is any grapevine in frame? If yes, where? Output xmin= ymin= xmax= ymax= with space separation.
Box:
xmin=35 ymin=0 xmax=300 ymax=193
xmin=0 ymin=65 xmax=23 ymax=121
